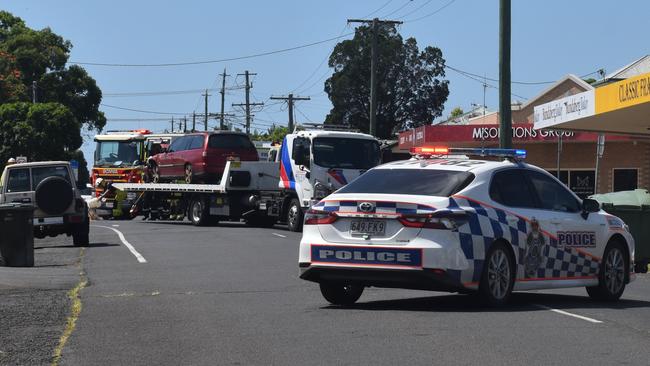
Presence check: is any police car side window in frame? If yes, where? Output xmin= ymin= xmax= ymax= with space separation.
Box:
xmin=489 ymin=169 xmax=537 ymax=208
xmin=526 ymin=170 xmax=580 ymax=213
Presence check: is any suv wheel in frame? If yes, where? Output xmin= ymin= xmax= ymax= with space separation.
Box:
xmin=72 ymin=219 xmax=90 ymax=247
xmin=287 ymin=198 xmax=303 ymax=232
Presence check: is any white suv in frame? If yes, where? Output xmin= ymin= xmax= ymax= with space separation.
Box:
xmin=0 ymin=161 xmax=89 ymax=246
xmin=298 ymin=148 xmax=635 ymax=305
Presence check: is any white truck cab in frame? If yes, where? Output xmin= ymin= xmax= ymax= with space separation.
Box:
xmin=278 ymin=129 xmax=381 ymax=231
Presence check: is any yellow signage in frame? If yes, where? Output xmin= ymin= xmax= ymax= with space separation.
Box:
xmin=596 ymin=72 xmax=650 ymax=114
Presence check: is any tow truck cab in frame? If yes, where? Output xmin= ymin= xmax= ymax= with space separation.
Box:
xmin=277 ymin=129 xmax=381 ymax=231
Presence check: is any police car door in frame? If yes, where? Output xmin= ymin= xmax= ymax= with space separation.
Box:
xmin=525 ymin=170 xmax=604 ymax=267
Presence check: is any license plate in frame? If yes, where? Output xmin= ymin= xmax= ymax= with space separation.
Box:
xmin=37 ymin=217 xmax=64 ymax=225
xmin=350 ymin=219 xmax=386 ymax=236
xmin=105 ymin=202 xmax=114 ymax=208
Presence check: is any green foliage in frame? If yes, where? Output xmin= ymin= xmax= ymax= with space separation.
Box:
xmin=249 ymin=124 xmax=289 ymax=143
xmin=450 ymin=107 xmax=464 ymax=118
xmin=324 ymin=25 xmax=449 ymax=139
xmin=0 ymin=102 xmax=82 ymax=165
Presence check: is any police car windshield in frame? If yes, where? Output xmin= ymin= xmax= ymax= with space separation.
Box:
xmin=337 ymin=169 xmax=474 ymax=196
xmin=312 ymin=137 xmax=380 ymax=170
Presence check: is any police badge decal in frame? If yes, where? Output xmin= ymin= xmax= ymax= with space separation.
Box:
xmin=524 ymin=218 xmax=546 ymax=278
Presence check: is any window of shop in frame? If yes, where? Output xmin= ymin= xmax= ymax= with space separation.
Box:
xmin=613 ymin=169 xmax=638 ymax=192
xmin=546 ymin=170 xmax=569 ymax=186
xmin=545 ymin=169 xmax=595 ymax=199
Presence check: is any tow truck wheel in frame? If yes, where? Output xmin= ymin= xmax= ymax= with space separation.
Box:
xmin=587 ymin=241 xmax=627 ymax=301
xmin=184 ymin=164 xmax=194 ymax=184
xmin=319 ymin=282 xmax=364 ymax=306
xmin=287 ymin=198 xmax=303 ymax=232
xmin=189 ymin=197 xmax=210 ymax=226
xmin=479 ymin=242 xmax=515 ymax=306
xmin=72 ymin=219 xmax=90 ymax=247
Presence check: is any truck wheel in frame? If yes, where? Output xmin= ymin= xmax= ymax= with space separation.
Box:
xmin=184 ymin=164 xmax=194 ymax=184
xmin=319 ymin=282 xmax=364 ymax=305
xmin=72 ymin=219 xmax=90 ymax=247
xmin=189 ymin=197 xmax=210 ymax=226
xmin=287 ymin=198 xmax=303 ymax=232
xmin=587 ymin=241 xmax=627 ymax=301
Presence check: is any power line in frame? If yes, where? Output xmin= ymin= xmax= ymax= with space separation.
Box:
xmin=362 ymin=0 xmax=395 ymax=18
xmin=382 ymin=0 xmax=413 ymax=18
xmin=403 ymin=0 xmax=457 ymax=22
xmin=447 ymin=65 xmax=605 ymax=86
xmin=397 ymin=0 xmax=436 ymax=19
xmin=70 ymin=33 xmax=354 ymax=68
xmin=100 ymin=103 xmax=188 ymax=115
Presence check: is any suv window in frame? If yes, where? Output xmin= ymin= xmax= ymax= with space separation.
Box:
xmin=526 ymin=170 xmax=581 ymax=212
xmin=208 ymin=134 xmax=254 ymax=149
xmin=489 ymin=169 xmax=537 ymax=208
xmin=6 ymin=168 xmax=30 ymax=193
xmin=337 ymin=169 xmax=475 ymax=196
xmin=168 ymin=136 xmax=189 ymax=152
xmin=188 ymin=135 xmax=205 ymax=150
xmin=32 ymin=166 xmax=72 ymax=190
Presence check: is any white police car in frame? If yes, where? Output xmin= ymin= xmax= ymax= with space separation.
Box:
xmin=298 ymin=147 xmax=636 ymax=305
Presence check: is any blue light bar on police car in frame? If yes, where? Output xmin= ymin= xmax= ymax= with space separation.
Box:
xmin=448 ymin=148 xmax=527 ymax=159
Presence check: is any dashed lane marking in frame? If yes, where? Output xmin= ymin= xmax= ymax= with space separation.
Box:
xmin=534 ymin=304 xmax=603 ymax=324
xmin=272 ymin=233 xmax=287 ymax=238
xmin=92 ymin=225 xmax=147 ymax=263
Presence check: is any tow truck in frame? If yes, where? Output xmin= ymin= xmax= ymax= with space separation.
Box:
xmin=112 ymin=126 xmax=381 ymax=230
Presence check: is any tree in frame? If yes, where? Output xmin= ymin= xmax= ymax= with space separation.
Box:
xmin=450 ymin=107 xmax=464 ymax=118
xmin=324 ymin=25 xmax=449 ymax=139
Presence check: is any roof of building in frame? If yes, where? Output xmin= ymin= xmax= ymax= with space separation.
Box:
xmin=604 ymin=55 xmax=650 ymax=81
xmin=520 ymin=74 xmax=593 ymax=111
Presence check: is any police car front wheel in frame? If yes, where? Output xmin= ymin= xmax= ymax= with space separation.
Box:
xmin=586 ymin=241 xmax=627 ymax=301
xmin=319 ymin=282 xmax=364 ymax=306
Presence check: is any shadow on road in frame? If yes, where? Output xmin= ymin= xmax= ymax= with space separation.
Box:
xmin=34 ymin=242 xmax=120 ymax=250
xmin=323 ymin=292 xmax=650 ymax=313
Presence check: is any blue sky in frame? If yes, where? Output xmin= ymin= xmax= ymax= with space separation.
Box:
xmin=3 ymin=0 xmax=648 ymax=160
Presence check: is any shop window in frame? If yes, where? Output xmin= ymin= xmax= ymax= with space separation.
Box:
xmin=568 ymin=170 xmax=595 ymax=199
xmin=613 ymin=169 xmax=638 ymax=192
xmin=546 ymin=170 xmax=569 ymax=186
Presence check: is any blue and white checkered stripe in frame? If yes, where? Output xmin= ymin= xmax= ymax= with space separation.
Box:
xmin=313 ymin=200 xmax=436 ymax=215
xmin=447 ymin=196 xmax=600 ymax=288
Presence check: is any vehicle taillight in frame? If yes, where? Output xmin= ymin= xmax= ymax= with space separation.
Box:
xmin=304 ymin=209 xmax=338 ymax=225
xmin=398 ymin=210 xmax=468 ymax=230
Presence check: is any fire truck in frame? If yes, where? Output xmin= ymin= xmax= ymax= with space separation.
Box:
xmin=91 ymin=129 xmax=152 ymax=218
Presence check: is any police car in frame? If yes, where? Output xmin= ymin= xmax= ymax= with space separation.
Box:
xmin=298 ymin=147 xmax=636 ymax=305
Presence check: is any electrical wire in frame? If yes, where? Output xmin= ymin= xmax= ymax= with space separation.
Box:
xmin=402 ymin=0 xmax=456 ymax=22
xmin=382 ymin=0 xmax=413 ymax=18
xmin=71 ymin=33 xmax=354 ymax=68
xmin=100 ymin=103 xmax=188 ymax=115
xmin=446 ymin=67 xmax=527 ymax=100
xmin=397 ymin=0 xmax=436 ymax=19
xmin=362 ymin=0 xmax=395 ymax=18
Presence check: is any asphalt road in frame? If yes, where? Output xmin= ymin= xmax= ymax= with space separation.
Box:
xmin=54 ymin=220 xmax=650 ymax=366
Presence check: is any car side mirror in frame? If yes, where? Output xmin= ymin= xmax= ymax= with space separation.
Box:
xmin=581 ymin=198 xmax=600 ymax=219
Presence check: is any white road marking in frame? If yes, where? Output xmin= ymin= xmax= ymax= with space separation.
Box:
xmin=272 ymin=233 xmax=287 ymax=238
xmin=535 ymin=304 xmax=603 ymax=324
xmin=112 ymin=224 xmax=120 ymax=227
xmin=92 ymin=225 xmax=147 ymax=263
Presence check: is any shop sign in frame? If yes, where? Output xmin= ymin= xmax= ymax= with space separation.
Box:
xmin=533 ymin=89 xmax=595 ymax=130
xmin=569 ymin=170 xmax=595 ymax=198
xmin=595 ymin=71 xmax=650 ymax=114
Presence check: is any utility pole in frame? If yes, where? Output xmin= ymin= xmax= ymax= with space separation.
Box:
xmin=347 ymin=18 xmax=402 ymax=137
xmin=192 ymin=112 xmax=196 ymax=132
xmin=183 ymin=116 xmax=187 ymax=132
xmin=202 ymin=89 xmax=211 ymax=131
xmin=233 ymin=70 xmax=263 ymax=135
xmin=270 ymin=94 xmax=310 ymax=132
xmin=32 ymin=80 xmax=37 ymax=103
xmin=498 ymin=0 xmax=512 ymax=148
xmin=219 ymin=68 xmax=229 ymax=130
xmin=171 ymin=116 xmax=175 ymax=133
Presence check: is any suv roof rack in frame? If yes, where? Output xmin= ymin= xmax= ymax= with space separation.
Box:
xmin=294 ymin=123 xmax=360 ymax=133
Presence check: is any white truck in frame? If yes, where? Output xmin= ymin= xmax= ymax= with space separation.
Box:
xmin=112 ymin=127 xmax=381 ymax=231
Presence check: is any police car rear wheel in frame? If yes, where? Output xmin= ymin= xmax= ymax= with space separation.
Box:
xmin=480 ymin=243 xmax=515 ymax=306
xmin=319 ymin=282 xmax=364 ymax=305
xmin=587 ymin=241 xmax=626 ymax=301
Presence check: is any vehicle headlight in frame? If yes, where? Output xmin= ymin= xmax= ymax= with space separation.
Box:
xmin=314 ymin=181 xmax=333 ymax=199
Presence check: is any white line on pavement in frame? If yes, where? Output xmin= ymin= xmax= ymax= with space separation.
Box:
xmin=92 ymin=225 xmax=147 ymax=263
xmin=112 ymin=224 xmax=120 ymax=227
xmin=535 ymin=304 xmax=603 ymax=324
xmin=272 ymin=233 xmax=287 ymax=238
